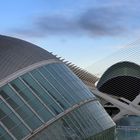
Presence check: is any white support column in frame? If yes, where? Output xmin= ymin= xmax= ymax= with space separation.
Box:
xmin=132 ymin=93 xmax=140 ymax=106
xmin=92 ymin=89 xmax=140 ymax=121
xmin=113 ymin=110 xmax=128 ymax=122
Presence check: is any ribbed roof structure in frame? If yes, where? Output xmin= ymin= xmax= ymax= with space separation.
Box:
xmin=0 ymin=35 xmax=98 ymax=88
xmin=57 ymin=59 xmax=98 ymax=87
xmin=0 ymin=35 xmax=115 ymax=140
xmin=0 ymin=35 xmax=56 ymax=82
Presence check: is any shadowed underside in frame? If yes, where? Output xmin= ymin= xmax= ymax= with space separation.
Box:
xmin=99 ymin=76 xmax=140 ymax=101
xmin=97 ymin=61 xmax=140 ymax=101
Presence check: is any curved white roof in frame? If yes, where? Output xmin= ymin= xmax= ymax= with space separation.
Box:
xmin=0 ymin=35 xmax=56 ymax=81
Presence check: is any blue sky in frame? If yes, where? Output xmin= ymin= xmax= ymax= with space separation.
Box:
xmin=1 ymin=0 xmax=140 ymax=70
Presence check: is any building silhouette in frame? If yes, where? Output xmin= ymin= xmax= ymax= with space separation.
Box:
xmin=96 ymin=61 xmax=140 ymax=120
xmin=0 ymin=35 xmax=115 ymax=140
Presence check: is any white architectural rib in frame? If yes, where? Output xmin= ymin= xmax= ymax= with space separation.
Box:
xmin=92 ymin=89 xmax=140 ymax=121
xmin=132 ymin=93 xmax=140 ymax=106
xmin=0 ymin=59 xmax=61 ymax=88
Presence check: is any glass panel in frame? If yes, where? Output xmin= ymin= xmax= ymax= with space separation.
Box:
xmin=47 ymin=64 xmax=95 ymax=99
xmin=40 ymin=66 xmax=76 ymax=105
xmin=61 ymin=64 xmax=91 ymax=88
xmin=61 ymin=118 xmax=79 ymax=140
xmin=61 ymin=64 xmax=95 ymax=98
xmin=0 ymin=63 xmax=115 ymax=140
xmin=72 ymin=110 xmax=91 ymax=137
xmin=48 ymin=64 xmax=87 ymax=100
xmin=86 ymin=101 xmax=115 ymax=129
xmin=64 ymin=115 xmax=83 ymax=139
xmin=31 ymin=69 xmax=69 ymax=110
xmin=0 ymin=99 xmax=30 ymax=140
xmin=21 ymin=73 xmax=62 ymax=115
xmin=79 ymin=105 xmax=102 ymax=133
xmin=0 ymin=85 xmax=43 ymax=130
xmin=10 ymin=78 xmax=53 ymax=123
xmin=29 ymin=100 xmax=115 ymax=140
xmin=67 ymin=113 xmax=86 ymax=138
xmin=44 ymin=65 xmax=81 ymax=103
xmin=0 ymin=125 xmax=13 ymax=140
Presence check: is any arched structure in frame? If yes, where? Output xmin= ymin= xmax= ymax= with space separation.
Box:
xmin=97 ymin=61 xmax=140 ymax=101
xmin=95 ymin=61 xmax=140 ymax=122
xmin=0 ymin=35 xmax=115 ymax=140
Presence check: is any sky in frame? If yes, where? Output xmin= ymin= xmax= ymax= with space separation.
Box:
xmin=1 ymin=0 xmax=140 ymax=71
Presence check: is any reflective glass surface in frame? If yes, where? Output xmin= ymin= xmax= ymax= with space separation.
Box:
xmin=0 ymin=85 xmax=42 ymax=130
xmin=0 ymin=125 xmax=13 ymax=140
xmin=0 ymin=99 xmax=30 ymax=140
xmin=30 ymin=101 xmax=115 ymax=140
xmin=0 ymin=63 xmax=115 ymax=140
xmin=116 ymin=116 xmax=140 ymax=140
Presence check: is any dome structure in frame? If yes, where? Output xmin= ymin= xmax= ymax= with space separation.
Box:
xmin=0 ymin=35 xmax=57 ymax=83
xmin=97 ymin=61 xmax=140 ymax=101
xmin=0 ymin=35 xmax=115 ymax=140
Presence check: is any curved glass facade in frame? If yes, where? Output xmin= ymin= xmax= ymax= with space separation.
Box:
xmin=31 ymin=101 xmax=115 ymax=140
xmin=116 ymin=116 xmax=140 ymax=140
xmin=0 ymin=63 xmax=115 ymax=140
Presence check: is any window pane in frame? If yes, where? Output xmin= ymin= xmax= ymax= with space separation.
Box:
xmin=47 ymin=64 xmax=95 ymax=100
xmin=11 ymin=78 xmax=53 ymax=123
xmin=44 ymin=65 xmax=80 ymax=104
xmin=31 ymin=69 xmax=69 ymax=110
xmin=21 ymin=73 xmax=61 ymax=115
xmin=0 ymin=125 xmax=13 ymax=140
xmin=0 ymin=99 xmax=30 ymax=140
xmin=0 ymin=85 xmax=42 ymax=130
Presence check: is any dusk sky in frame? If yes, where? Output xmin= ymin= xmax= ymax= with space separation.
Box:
xmin=1 ymin=0 xmax=140 ymax=71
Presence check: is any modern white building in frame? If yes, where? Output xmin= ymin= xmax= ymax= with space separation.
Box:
xmin=0 ymin=35 xmax=115 ymax=140
xmin=96 ymin=61 xmax=140 ymax=121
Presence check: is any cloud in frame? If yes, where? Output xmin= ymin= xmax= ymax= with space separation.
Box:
xmin=13 ymin=6 xmax=132 ymax=38
xmin=78 ymin=7 xmax=126 ymax=36
xmin=14 ymin=15 xmax=80 ymax=37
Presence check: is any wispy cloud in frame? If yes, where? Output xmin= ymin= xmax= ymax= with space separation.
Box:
xmin=12 ymin=1 xmax=140 ymax=38
xmin=78 ymin=7 xmax=126 ymax=36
